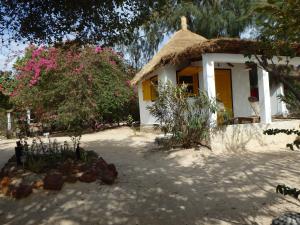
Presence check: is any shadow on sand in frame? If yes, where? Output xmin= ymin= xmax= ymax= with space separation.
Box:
xmin=0 ymin=133 xmax=300 ymax=225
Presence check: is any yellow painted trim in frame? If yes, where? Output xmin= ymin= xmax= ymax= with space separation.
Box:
xmin=142 ymin=79 xmax=151 ymax=101
xmin=178 ymin=66 xmax=202 ymax=76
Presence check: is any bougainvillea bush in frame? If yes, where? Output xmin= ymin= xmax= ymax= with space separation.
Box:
xmin=3 ymin=43 xmax=138 ymax=132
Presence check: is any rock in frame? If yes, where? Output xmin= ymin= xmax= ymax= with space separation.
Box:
xmin=1 ymin=162 xmax=18 ymax=177
xmin=10 ymin=177 xmax=23 ymax=187
xmin=79 ymin=171 xmax=97 ymax=183
xmin=0 ymin=176 xmax=10 ymax=187
xmin=59 ymin=161 xmax=73 ymax=175
xmin=43 ymin=173 xmax=64 ymax=191
xmin=107 ymin=164 xmax=118 ymax=178
xmin=0 ymin=176 xmax=11 ymax=195
xmin=100 ymin=170 xmax=116 ymax=185
xmin=95 ymin=157 xmax=108 ymax=170
xmin=22 ymin=173 xmax=44 ymax=186
xmin=64 ymin=175 xmax=77 ymax=183
xmin=11 ymin=184 xmax=32 ymax=199
xmin=33 ymin=180 xmax=44 ymax=189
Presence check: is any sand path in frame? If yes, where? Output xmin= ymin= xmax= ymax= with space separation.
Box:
xmin=0 ymin=127 xmax=300 ymax=225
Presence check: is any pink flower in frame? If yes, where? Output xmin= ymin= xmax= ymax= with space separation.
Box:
xmin=95 ymin=46 xmax=103 ymax=53
xmin=125 ymin=80 xmax=131 ymax=86
xmin=74 ymin=64 xmax=84 ymax=74
xmin=110 ymin=60 xmax=116 ymax=65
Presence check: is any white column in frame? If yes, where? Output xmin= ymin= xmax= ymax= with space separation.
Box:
xmin=277 ymin=83 xmax=288 ymax=117
xmin=26 ymin=109 xmax=31 ymax=125
xmin=202 ymin=55 xmax=217 ymax=126
xmin=258 ymin=68 xmax=272 ymax=123
xmin=7 ymin=112 xmax=11 ymax=131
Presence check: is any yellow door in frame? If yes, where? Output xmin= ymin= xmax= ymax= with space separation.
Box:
xmin=215 ymin=69 xmax=233 ymax=120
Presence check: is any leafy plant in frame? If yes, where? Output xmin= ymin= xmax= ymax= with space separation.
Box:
xmin=25 ymin=156 xmax=48 ymax=173
xmin=1 ymin=44 xmax=138 ymax=133
xmin=249 ymin=0 xmax=300 ymax=102
xmin=276 ymin=184 xmax=300 ymax=199
xmin=264 ymin=128 xmax=300 ymax=150
xmin=147 ymin=81 xmax=217 ymax=148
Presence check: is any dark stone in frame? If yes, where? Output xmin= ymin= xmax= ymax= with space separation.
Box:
xmin=64 ymin=175 xmax=78 ymax=183
xmin=107 ymin=164 xmax=118 ymax=178
xmin=79 ymin=171 xmax=97 ymax=183
xmin=93 ymin=159 xmax=118 ymax=185
xmin=95 ymin=157 xmax=108 ymax=170
xmin=11 ymin=184 xmax=32 ymax=199
xmin=59 ymin=160 xmax=74 ymax=175
xmin=43 ymin=173 xmax=64 ymax=190
xmin=2 ymin=163 xmax=18 ymax=176
xmin=100 ymin=170 xmax=116 ymax=185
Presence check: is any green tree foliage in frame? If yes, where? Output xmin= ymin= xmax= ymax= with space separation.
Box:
xmin=251 ymin=0 xmax=300 ymax=102
xmin=4 ymin=44 xmax=137 ymax=132
xmin=0 ymin=0 xmax=169 ymax=45
xmin=124 ymin=0 xmax=255 ymax=68
xmin=0 ymin=71 xmax=13 ymax=110
xmin=147 ymin=81 xmax=217 ymax=148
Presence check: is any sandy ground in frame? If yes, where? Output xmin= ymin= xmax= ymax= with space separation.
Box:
xmin=0 ymin=126 xmax=300 ymax=225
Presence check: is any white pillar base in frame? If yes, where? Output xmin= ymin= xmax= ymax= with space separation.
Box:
xmin=258 ymin=68 xmax=272 ymax=123
xmin=7 ymin=112 xmax=11 ymax=131
xmin=202 ymin=55 xmax=217 ymax=126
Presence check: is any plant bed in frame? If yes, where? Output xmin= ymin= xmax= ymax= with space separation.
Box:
xmin=0 ymin=139 xmax=118 ymax=199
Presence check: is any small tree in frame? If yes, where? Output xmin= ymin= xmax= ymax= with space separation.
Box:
xmin=250 ymin=0 xmax=300 ymax=102
xmin=147 ymin=81 xmax=217 ymax=148
xmin=2 ymin=43 xmax=138 ymax=134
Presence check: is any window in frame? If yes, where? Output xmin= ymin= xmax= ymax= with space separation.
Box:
xmin=249 ymin=64 xmax=259 ymax=100
xmin=177 ymin=73 xmax=199 ymax=96
xmin=142 ymin=75 xmax=158 ymax=101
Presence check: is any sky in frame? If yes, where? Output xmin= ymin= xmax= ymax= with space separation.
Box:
xmin=0 ymin=27 xmax=255 ymax=72
xmin=0 ymin=41 xmax=27 ymax=71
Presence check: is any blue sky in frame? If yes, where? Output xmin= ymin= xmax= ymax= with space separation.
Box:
xmin=0 ymin=27 xmax=254 ymax=71
xmin=0 ymin=41 xmax=27 ymax=71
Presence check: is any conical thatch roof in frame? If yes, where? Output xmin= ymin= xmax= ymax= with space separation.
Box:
xmin=131 ymin=17 xmax=207 ymax=85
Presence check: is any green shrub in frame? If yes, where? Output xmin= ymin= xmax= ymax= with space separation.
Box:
xmin=4 ymin=44 xmax=138 ymax=133
xmin=147 ymin=81 xmax=217 ymax=148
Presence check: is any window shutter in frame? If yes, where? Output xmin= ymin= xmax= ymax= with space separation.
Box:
xmin=142 ymin=79 xmax=151 ymax=101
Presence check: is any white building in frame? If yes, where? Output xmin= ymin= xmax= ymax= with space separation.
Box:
xmin=131 ymin=17 xmax=300 ymax=150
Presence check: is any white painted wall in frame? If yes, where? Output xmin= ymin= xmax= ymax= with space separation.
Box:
xmin=138 ymin=65 xmax=177 ymax=125
xmin=138 ymin=81 xmax=157 ymax=125
xmin=270 ymin=83 xmax=288 ymax=116
xmin=231 ymin=64 xmax=253 ymax=117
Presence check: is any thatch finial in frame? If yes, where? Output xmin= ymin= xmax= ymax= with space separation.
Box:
xmin=181 ymin=16 xmax=188 ymax=30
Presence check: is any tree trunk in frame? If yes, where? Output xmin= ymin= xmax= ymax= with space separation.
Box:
xmin=278 ymin=76 xmax=300 ymax=102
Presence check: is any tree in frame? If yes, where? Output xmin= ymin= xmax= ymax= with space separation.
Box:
xmin=251 ymin=0 xmax=300 ymax=102
xmin=124 ymin=0 xmax=255 ymax=69
xmin=0 ymin=0 xmax=169 ymax=46
xmin=3 ymin=43 xmax=137 ymax=132
xmin=0 ymin=71 xmax=13 ymax=110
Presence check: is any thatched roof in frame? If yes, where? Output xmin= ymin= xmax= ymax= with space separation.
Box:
xmin=167 ymin=38 xmax=258 ymax=64
xmin=132 ymin=19 xmax=300 ymax=85
xmin=131 ymin=17 xmax=207 ymax=85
